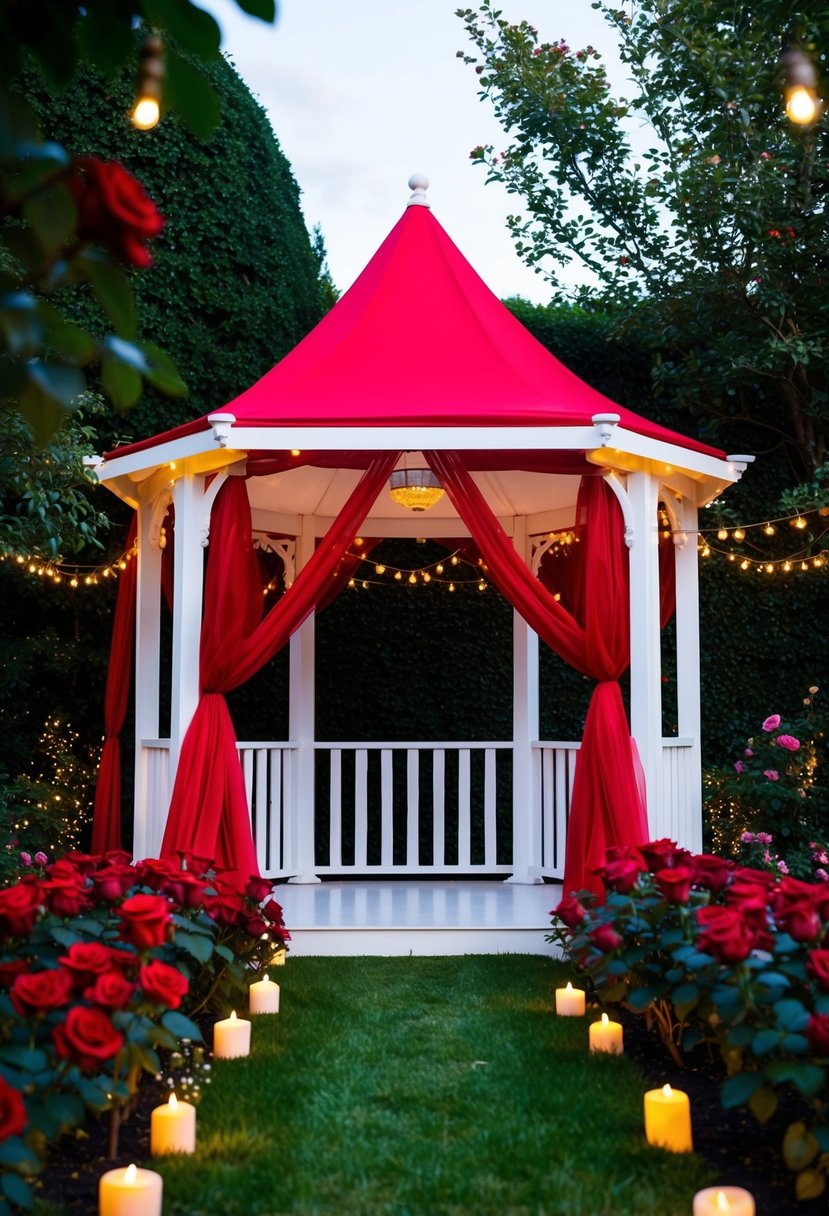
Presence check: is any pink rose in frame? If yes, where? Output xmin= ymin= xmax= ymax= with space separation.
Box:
xmin=19 ymin=852 xmax=32 ymax=867
xmin=734 ymin=761 xmax=744 ymax=773
xmin=34 ymin=852 xmax=48 ymax=866
xmin=762 ymin=715 xmax=781 ymax=731
xmin=776 ymin=735 xmax=800 ymax=751
xmin=744 ymin=748 xmax=753 ymax=757
xmin=763 ymin=770 xmax=779 ymax=781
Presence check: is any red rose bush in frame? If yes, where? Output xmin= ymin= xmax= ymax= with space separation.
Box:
xmin=0 ymin=850 xmax=289 ymax=1207
xmin=550 ymin=839 xmax=829 ymax=1201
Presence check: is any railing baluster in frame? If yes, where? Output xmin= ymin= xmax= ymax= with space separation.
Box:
xmin=329 ymin=749 xmax=342 ymax=868
xmin=354 ymin=749 xmax=368 ymax=867
xmin=406 ymin=749 xmax=419 ymax=867
xmin=269 ymin=748 xmax=282 ymax=872
xmin=484 ymin=748 xmax=497 ymax=867
xmin=433 ymin=749 xmax=445 ymax=867
xmin=381 ymin=749 xmax=393 ymax=866
xmin=255 ymin=748 xmax=268 ymax=869
xmin=458 ymin=749 xmax=471 ymax=867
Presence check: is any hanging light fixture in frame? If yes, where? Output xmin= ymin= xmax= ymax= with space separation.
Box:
xmin=131 ymin=34 xmax=164 ymax=130
xmin=388 ymin=467 xmax=444 ymax=512
xmin=781 ymin=47 xmax=822 ymax=126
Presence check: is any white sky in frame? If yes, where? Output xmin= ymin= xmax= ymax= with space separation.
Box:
xmin=205 ymin=0 xmax=624 ymax=303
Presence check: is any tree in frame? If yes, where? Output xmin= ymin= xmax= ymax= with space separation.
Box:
xmin=1 ymin=0 xmax=278 ymax=441
xmin=458 ymin=0 xmax=829 ymax=484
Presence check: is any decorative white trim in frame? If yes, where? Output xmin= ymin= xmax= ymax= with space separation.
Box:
xmin=254 ymin=535 xmax=296 ymax=588
xmin=602 ymin=470 xmax=635 ymax=548
xmin=199 ymin=470 xmax=229 ymax=547
xmin=207 ymin=412 xmax=236 ymax=447
xmin=147 ymin=490 xmax=172 ymax=550
xmin=591 ymin=412 xmax=621 ymax=445
xmin=407 ymin=173 xmax=430 ymax=208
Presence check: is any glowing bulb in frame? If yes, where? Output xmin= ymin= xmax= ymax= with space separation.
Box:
xmin=795 ymin=515 xmax=807 ymax=529
xmin=450 ymin=555 xmax=459 ymax=566
xmin=348 ymin=578 xmax=355 ymax=588
xmin=801 ymin=561 xmax=809 ymax=571
xmin=783 ymin=561 xmax=792 ymax=571
xmin=375 ymin=564 xmax=386 ymax=574
xmin=394 ymin=571 xmax=403 ymax=581
xmin=717 ymin=527 xmax=728 ymax=540
xmin=423 ymin=572 xmax=431 ymax=583
xmin=763 ymin=523 xmax=776 ymax=535
xmin=733 ymin=528 xmax=745 ymax=541
xmin=435 ymin=563 xmax=444 ymax=574
xmin=354 ymin=537 xmax=364 ymax=547
xmin=362 ymin=580 xmax=368 ymax=589
xmin=702 ymin=545 xmax=711 ymax=557
xmin=786 ymin=85 xmax=820 ymax=125
xmin=131 ymin=96 xmax=160 ymax=130
xmin=740 ymin=560 xmax=749 ymax=570
xmin=765 ymin=563 xmax=774 ymax=573
xmin=478 ymin=580 xmax=486 ymax=591
xmin=408 ymin=573 xmax=417 ymax=585
xmin=814 ymin=556 xmax=825 ymax=568
xmin=448 ymin=582 xmax=456 ymax=592
xmin=290 ymin=449 xmax=301 ymax=457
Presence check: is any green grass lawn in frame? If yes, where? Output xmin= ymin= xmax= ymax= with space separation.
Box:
xmin=150 ymin=955 xmax=714 ymax=1216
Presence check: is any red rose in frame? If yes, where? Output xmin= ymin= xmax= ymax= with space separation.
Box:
xmin=692 ymin=854 xmax=732 ymax=894
xmin=779 ymin=906 xmax=822 ymax=943
xmin=245 ymin=876 xmax=274 ymax=904
xmin=91 ymin=864 xmax=137 ymax=901
xmin=244 ymin=914 xmax=268 ymax=938
xmin=0 ymin=881 xmax=43 ymax=939
xmin=159 ymin=870 xmax=208 ymax=909
xmin=48 ymin=858 xmax=83 ymax=881
xmin=60 ymin=851 xmax=99 ymax=876
xmin=655 ymin=865 xmax=694 ymax=905
xmin=139 ymin=960 xmax=189 ymax=1010
xmin=725 ymin=882 xmax=770 ymax=931
xmin=118 ymin=893 xmax=171 ymax=950
xmin=262 ymin=897 xmax=286 ymax=929
xmin=43 ymin=876 xmax=91 ymax=919
xmin=69 ymin=156 xmax=164 ymax=268
xmin=639 ymin=838 xmax=688 ymax=872
xmin=773 ymin=878 xmax=823 ymax=942
xmin=554 ymin=895 xmax=586 ymax=929
xmin=86 ymin=970 xmax=136 ymax=1010
xmin=59 ymin=941 xmax=123 ymax=987
xmin=806 ymin=1012 xmax=829 ymax=1056
xmin=0 ymin=959 xmax=30 ymax=989
xmin=597 ymin=857 xmax=644 ymax=895
xmin=589 ymin=923 xmax=622 ymax=953
xmin=807 ymin=949 xmax=829 ymax=991
xmin=0 ymin=1075 xmax=26 ymax=1142
xmin=135 ymin=858 xmax=179 ymax=891
xmin=53 ymin=1006 xmax=124 ymax=1071
xmin=696 ymin=906 xmax=755 ymax=964
xmin=11 ymin=968 xmax=73 ymax=1015
xmin=204 ymin=890 xmax=245 ymax=928
xmin=102 ymin=849 xmax=134 ymax=867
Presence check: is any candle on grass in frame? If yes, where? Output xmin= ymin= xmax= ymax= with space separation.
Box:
xmin=643 ymin=1083 xmax=693 ymax=1152
xmin=588 ymin=1011 xmax=623 ymax=1054
xmin=99 ymin=1162 xmax=162 ymax=1216
xmin=249 ymin=973 xmax=281 ymax=1014
xmin=555 ymin=981 xmax=585 ymax=1016
xmin=692 ymin=1187 xmax=755 ymax=1216
xmin=150 ymin=1091 xmax=196 ymax=1155
xmin=213 ymin=1009 xmax=251 ymax=1058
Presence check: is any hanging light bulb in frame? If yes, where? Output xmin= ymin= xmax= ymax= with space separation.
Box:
xmin=763 ymin=523 xmax=776 ymax=536
xmin=131 ymin=35 xmax=164 ymax=131
xmin=702 ymin=545 xmax=711 ymax=557
xmin=781 ymin=48 xmax=822 ymax=125
xmin=732 ymin=527 xmax=745 ymax=541
xmin=435 ymin=563 xmax=444 ymax=575
xmin=448 ymin=582 xmax=456 ymax=592
xmin=793 ymin=515 xmax=808 ymax=529
xmin=717 ymin=527 xmax=728 ymax=540
xmin=477 ymin=580 xmax=486 ymax=591
xmin=394 ymin=571 xmax=403 ymax=581
xmin=740 ymin=559 xmax=750 ymax=570
xmin=375 ymin=564 xmax=386 ymax=575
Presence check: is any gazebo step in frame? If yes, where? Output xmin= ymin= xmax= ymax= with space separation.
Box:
xmin=273 ymin=879 xmax=563 ymax=958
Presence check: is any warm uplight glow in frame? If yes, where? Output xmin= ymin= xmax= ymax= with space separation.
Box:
xmin=786 ymin=85 xmax=820 ymax=124
xmin=131 ymin=97 xmax=160 ymax=130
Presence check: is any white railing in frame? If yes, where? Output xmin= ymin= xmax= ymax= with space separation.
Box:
xmin=137 ymin=735 xmax=699 ymax=880
xmin=311 ymin=742 xmax=514 ymax=876
xmin=534 ymin=741 xmax=580 ymax=879
xmin=237 ymin=742 xmax=297 ymax=876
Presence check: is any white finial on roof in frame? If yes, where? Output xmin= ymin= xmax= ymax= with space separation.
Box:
xmin=407 ymin=173 xmax=430 ymax=208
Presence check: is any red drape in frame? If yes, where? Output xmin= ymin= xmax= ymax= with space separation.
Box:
xmin=161 ymin=452 xmax=399 ymax=883
xmin=91 ymin=516 xmax=138 ymax=854
xmin=425 ymin=451 xmax=647 ymax=900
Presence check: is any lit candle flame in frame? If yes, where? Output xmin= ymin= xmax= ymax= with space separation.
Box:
xmin=716 ymin=1193 xmax=730 ymax=1213
xmin=662 ymin=1083 xmax=673 ymax=1097
xmin=601 ymin=1013 xmax=609 ymax=1025
xmin=230 ymin=1010 xmax=237 ymax=1022
xmin=169 ymin=1093 xmax=177 ymax=1110
xmin=263 ymin=974 xmax=269 ymax=984
xmin=565 ymin=981 xmax=573 ymax=992
xmin=125 ymin=1164 xmax=137 ymax=1184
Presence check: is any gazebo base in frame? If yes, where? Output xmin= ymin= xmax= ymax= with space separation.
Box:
xmin=273 ymin=878 xmax=562 ymax=957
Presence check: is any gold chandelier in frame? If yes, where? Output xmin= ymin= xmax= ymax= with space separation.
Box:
xmin=388 ymin=468 xmax=444 ymax=512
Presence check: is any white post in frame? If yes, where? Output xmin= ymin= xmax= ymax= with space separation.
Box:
xmin=506 ymin=515 xmax=543 ymax=884
xmin=288 ymin=516 xmax=320 ymax=883
xmin=168 ymin=474 xmax=205 ymax=813
xmin=132 ymin=497 xmax=163 ymax=860
xmin=674 ymin=500 xmax=703 ymax=851
xmin=627 ymin=470 xmax=662 ymax=840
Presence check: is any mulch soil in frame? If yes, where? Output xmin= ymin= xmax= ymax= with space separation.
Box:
xmin=32 ymin=1008 xmax=826 ymax=1215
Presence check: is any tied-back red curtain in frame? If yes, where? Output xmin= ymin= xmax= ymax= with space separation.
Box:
xmin=425 ymin=451 xmax=647 ymax=900
xmin=161 ymin=452 xmax=399 ymax=883
xmin=91 ymin=516 xmax=138 ymax=854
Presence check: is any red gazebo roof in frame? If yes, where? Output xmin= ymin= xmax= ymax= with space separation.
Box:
xmin=107 ymin=188 xmax=723 ymax=461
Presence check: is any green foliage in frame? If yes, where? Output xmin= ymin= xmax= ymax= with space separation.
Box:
xmin=459 ymin=0 xmax=829 ymax=478
xmin=551 ymin=842 xmax=829 ymax=1200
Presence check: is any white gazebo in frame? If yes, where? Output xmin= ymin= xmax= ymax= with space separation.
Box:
xmin=90 ymin=177 xmax=751 ymax=953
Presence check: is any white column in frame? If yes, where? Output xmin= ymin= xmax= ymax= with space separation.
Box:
xmin=288 ymin=515 xmax=320 ymax=883
xmin=674 ymin=501 xmax=703 ymax=851
xmin=627 ymin=470 xmax=662 ymax=840
xmin=168 ymin=474 xmax=205 ymax=809
xmin=132 ymin=497 xmax=163 ymax=860
xmin=506 ymin=515 xmax=543 ymax=884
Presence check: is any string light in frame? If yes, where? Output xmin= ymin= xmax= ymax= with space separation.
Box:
xmin=338 ymin=546 xmax=490 ymax=592
xmin=1 ymin=540 xmax=138 ymax=589
xmin=696 ymin=507 xmax=828 ymax=575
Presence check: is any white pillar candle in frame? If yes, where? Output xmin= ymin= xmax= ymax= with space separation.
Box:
xmin=99 ymin=1163 xmax=162 ymax=1216
xmin=555 ymin=981 xmax=585 ymax=1016
xmin=693 ymin=1187 xmax=755 ymax=1216
xmin=249 ymin=973 xmax=281 ymax=1014
xmin=150 ymin=1092 xmax=196 ymax=1155
xmin=588 ymin=1012 xmax=623 ymax=1054
xmin=644 ymin=1083 xmax=693 ymax=1153
xmin=213 ymin=1010 xmax=251 ymax=1058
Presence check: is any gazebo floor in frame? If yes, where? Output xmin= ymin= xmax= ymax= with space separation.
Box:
xmin=272 ymin=878 xmax=562 ymax=957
